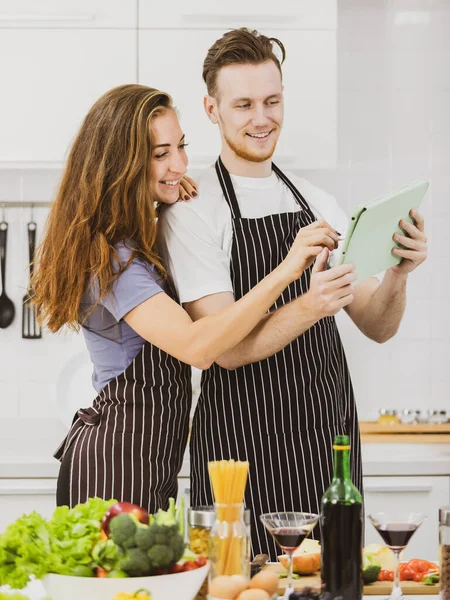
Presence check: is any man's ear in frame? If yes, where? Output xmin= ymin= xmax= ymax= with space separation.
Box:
xmin=204 ymin=95 xmax=219 ymax=124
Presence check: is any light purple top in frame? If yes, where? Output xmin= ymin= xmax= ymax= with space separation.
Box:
xmin=81 ymin=242 xmax=166 ymax=393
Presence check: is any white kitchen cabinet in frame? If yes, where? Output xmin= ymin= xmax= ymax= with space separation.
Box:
xmin=0 ymin=479 xmax=57 ymax=534
xmin=139 ymin=29 xmax=336 ymax=170
xmin=0 ymin=1 xmax=136 ymax=28
xmin=363 ymin=475 xmax=450 ymax=561
xmin=139 ymin=0 xmax=336 ymax=30
xmin=0 ymin=30 xmax=137 ymax=164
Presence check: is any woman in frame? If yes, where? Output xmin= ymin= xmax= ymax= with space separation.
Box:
xmin=32 ymin=84 xmax=339 ymax=512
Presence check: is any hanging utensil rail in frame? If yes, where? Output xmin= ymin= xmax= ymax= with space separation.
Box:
xmin=1 ymin=202 xmax=51 ymax=208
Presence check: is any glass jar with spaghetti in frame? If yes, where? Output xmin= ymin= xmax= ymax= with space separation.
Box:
xmin=207 ymin=460 xmax=251 ymax=584
xmin=209 ymin=502 xmax=251 ymax=580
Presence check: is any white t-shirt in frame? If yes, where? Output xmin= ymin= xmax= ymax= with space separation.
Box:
xmin=158 ymin=166 xmax=349 ymax=304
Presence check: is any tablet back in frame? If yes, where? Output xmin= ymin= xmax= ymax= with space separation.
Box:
xmin=338 ymin=180 xmax=429 ymax=284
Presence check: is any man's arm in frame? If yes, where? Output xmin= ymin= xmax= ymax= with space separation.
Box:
xmin=185 ymin=250 xmax=356 ymax=370
xmin=344 ymin=273 xmax=406 ymax=344
xmin=344 ymin=209 xmax=428 ymax=343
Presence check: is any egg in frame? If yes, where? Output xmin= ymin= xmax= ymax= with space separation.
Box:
xmin=236 ymin=590 xmax=270 ymax=600
xmin=209 ymin=574 xmax=243 ymax=599
xmin=231 ymin=574 xmax=250 ymax=595
xmin=248 ymin=570 xmax=279 ymax=595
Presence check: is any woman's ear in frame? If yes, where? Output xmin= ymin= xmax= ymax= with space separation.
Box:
xmin=204 ymin=95 xmax=219 ymax=124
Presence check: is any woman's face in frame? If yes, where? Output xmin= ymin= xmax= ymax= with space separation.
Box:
xmin=150 ymin=110 xmax=188 ymax=205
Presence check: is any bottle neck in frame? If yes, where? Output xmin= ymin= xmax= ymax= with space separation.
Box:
xmin=333 ymin=446 xmax=351 ymax=481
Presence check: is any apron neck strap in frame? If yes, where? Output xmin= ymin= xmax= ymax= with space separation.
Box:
xmin=215 ymin=157 xmax=308 ymax=218
xmin=215 ymin=157 xmax=241 ymax=219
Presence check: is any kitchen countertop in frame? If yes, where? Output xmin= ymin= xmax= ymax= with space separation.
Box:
xmin=1 ymin=442 xmax=449 ymax=479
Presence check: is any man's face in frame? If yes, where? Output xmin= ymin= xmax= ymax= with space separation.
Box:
xmin=210 ymin=61 xmax=284 ymax=163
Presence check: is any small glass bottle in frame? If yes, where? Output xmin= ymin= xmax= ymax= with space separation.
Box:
xmin=209 ymin=502 xmax=250 ymax=581
xmin=440 ymin=506 xmax=450 ymax=600
xmin=321 ymin=434 xmax=363 ymax=600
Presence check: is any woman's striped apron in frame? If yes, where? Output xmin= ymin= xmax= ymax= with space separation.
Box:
xmin=190 ymin=157 xmax=363 ymax=560
xmin=55 ymin=341 xmax=192 ymax=513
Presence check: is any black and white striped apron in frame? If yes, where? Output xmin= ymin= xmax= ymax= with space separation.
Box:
xmin=190 ymin=158 xmax=363 ymax=560
xmin=55 ymin=341 xmax=191 ymax=512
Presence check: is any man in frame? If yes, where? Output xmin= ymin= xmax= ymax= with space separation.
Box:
xmin=158 ymin=28 xmax=428 ymax=558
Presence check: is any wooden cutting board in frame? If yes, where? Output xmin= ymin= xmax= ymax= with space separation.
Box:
xmin=264 ymin=563 xmax=440 ymax=595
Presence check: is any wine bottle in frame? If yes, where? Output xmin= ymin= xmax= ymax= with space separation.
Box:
xmin=320 ymin=434 xmax=363 ymax=600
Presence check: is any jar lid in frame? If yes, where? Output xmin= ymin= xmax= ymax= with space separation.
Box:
xmin=379 ymin=409 xmax=397 ymax=416
xmin=188 ymin=506 xmax=251 ymax=527
xmin=440 ymin=506 xmax=450 ymax=526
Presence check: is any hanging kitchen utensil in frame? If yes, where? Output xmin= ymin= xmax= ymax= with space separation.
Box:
xmin=0 ymin=211 xmax=15 ymax=329
xmin=22 ymin=218 xmax=42 ymax=339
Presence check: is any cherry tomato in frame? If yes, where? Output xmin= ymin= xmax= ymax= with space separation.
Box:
xmin=195 ymin=556 xmax=207 ymax=567
xmin=182 ymin=561 xmax=199 ymax=571
xmin=400 ymin=568 xmax=415 ymax=581
xmin=413 ymin=572 xmax=425 ymax=582
xmin=379 ymin=570 xmax=393 ymax=581
xmin=170 ymin=563 xmax=184 ymax=574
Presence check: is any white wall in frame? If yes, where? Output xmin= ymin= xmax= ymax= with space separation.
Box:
xmin=0 ymin=0 xmax=449 ymax=462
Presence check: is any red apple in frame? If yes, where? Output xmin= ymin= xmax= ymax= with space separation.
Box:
xmin=101 ymin=501 xmax=149 ymax=535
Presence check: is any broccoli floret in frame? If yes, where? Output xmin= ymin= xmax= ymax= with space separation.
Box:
xmin=145 ymin=521 xmax=185 ymax=567
xmin=147 ymin=544 xmax=174 ymax=569
xmin=135 ymin=525 xmax=155 ymax=551
xmin=109 ymin=513 xmax=138 ymax=548
xmin=118 ymin=548 xmax=151 ymax=577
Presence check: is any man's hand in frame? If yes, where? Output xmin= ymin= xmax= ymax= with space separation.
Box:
xmin=280 ymin=220 xmax=340 ymax=283
xmin=390 ymin=209 xmax=427 ymax=276
xmin=303 ymin=248 xmax=356 ymax=318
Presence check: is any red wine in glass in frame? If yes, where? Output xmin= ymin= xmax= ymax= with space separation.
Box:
xmin=375 ymin=522 xmax=418 ymax=549
xmin=271 ymin=527 xmax=309 ymax=552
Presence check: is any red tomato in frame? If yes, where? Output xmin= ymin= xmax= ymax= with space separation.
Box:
xmin=182 ymin=561 xmax=199 ymax=571
xmin=413 ymin=572 xmax=425 ymax=582
xmin=170 ymin=563 xmax=184 ymax=574
xmin=400 ymin=568 xmax=415 ymax=581
xmin=195 ymin=556 xmax=207 ymax=567
xmin=408 ymin=559 xmax=437 ymax=573
xmin=379 ymin=570 xmax=393 ymax=581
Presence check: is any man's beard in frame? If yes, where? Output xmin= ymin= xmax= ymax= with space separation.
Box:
xmin=223 ymin=129 xmax=278 ymax=163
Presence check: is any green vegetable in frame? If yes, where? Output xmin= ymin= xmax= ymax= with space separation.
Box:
xmin=423 ymin=573 xmax=440 ymax=585
xmin=107 ymin=569 xmax=128 ymax=578
xmin=91 ymin=538 xmax=120 ymax=571
xmin=0 ymin=593 xmax=32 ymax=600
xmin=109 ymin=513 xmax=138 ymax=548
xmin=118 ymin=547 xmax=151 ymax=577
xmin=279 ymin=572 xmax=300 ymax=580
xmin=146 ymin=522 xmax=184 ymax=565
xmin=148 ymin=544 xmax=174 ymax=569
xmin=0 ymin=497 xmax=116 ymax=589
xmin=362 ymin=553 xmax=382 ymax=584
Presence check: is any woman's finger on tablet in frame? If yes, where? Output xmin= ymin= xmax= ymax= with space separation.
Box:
xmin=392 ymin=247 xmax=427 ymax=262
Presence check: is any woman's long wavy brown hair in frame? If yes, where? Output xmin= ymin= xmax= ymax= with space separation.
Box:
xmin=32 ymin=84 xmax=173 ymax=333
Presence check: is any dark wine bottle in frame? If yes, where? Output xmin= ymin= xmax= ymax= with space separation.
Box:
xmin=320 ymin=434 xmax=363 ymax=600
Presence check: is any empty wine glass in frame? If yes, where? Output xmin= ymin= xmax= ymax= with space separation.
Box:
xmin=260 ymin=512 xmax=319 ymax=598
xmin=368 ymin=511 xmax=426 ymax=599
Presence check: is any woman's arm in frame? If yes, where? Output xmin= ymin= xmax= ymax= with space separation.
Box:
xmin=125 ymin=220 xmax=339 ymax=369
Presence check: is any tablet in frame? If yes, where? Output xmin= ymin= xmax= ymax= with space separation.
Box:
xmin=334 ymin=180 xmax=429 ymax=284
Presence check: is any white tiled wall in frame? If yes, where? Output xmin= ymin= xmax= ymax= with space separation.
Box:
xmin=0 ymin=1 xmax=449 ymax=460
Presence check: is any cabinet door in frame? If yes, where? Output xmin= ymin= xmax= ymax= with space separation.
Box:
xmin=363 ymin=476 xmax=449 ymax=561
xmin=0 ymin=30 xmax=136 ymax=164
xmin=139 ymin=29 xmax=336 ymax=170
xmin=0 ymin=479 xmax=57 ymax=534
xmin=0 ymin=1 xmax=136 ymax=28
xmin=139 ymin=0 xmax=336 ymax=30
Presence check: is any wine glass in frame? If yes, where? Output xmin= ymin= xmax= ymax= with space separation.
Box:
xmin=368 ymin=511 xmax=426 ymax=599
xmin=260 ymin=511 xmax=319 ymax=598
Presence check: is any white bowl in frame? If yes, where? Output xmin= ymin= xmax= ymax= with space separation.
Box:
xmin=42 ymin=563 xmax=209 ymax=600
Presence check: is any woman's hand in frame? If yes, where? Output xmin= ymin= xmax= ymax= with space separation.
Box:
xmin=281 ymin=220 xmax=340 ymax=282
xmin=178 ymin=175 xmax=198 ymax=201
